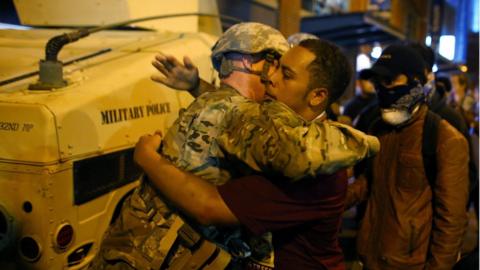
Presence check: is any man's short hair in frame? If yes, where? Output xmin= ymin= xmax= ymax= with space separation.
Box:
xmin=298 ymin=39 xmax=352 ymax=104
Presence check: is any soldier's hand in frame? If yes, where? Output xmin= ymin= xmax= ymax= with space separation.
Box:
xmin=134 ymin=133 xmax=163 ymax=168
xmin=151 ymin=54 xmax=200 ymax=91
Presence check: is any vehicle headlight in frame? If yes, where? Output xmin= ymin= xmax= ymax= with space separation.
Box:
xmin=54 ymin=223 xmax=74 ymax=251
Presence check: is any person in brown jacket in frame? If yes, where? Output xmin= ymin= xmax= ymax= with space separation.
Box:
xmin=346 ymin=44 xmax=470 ymax=270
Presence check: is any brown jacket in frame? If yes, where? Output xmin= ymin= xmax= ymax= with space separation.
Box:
xmin=346 ymin=106 xmax=469 ymax=270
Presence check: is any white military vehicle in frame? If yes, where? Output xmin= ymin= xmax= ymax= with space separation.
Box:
xmin=0 ymin=1 xmax=226 ymax=268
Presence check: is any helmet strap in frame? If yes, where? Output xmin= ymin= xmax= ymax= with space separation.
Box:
xmin=260 ymin=52 xmax=276 ymax=85
xmin=219 ymin=58 xmax=234 ymax=78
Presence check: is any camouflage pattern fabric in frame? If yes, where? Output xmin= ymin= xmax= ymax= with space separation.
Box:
xmin=218 ymin=99 xmax=380 ymax=180
xmin=89 ymin=86 xmax=260 ymax=270
xmin=89 ymin=183 xmax=189 ymax=270
xmin=160 ymin=86 xmax=258 ymax=185
xmin=211 ymin=22 xmax=289 ymax=70
xmin=90 ymin=84 xmax=380 ymax=269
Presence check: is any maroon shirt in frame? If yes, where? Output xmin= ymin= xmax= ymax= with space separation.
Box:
xmin=217 ymin=171 xmax=348 ymax=270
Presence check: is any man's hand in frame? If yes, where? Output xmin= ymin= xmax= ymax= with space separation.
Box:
xmin=151 ymin=54 xmax=200 ymax=91
xmin=134 ymin=131 xmax=163 ymax=168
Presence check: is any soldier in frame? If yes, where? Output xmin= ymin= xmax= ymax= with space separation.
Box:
xmin=90 ymin=23 xmax=378 ymax=270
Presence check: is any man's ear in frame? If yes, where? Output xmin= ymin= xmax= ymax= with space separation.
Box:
xmin=308 ymin=88 xmax=328 ymax=107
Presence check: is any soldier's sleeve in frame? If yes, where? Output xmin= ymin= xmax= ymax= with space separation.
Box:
xmin=216 ymin=101 xmax=380 ymax=181
xmin=190 ymin=79 xmax=216 ymax=98
xmin=161 ymin=95 xmax=235 ymax=184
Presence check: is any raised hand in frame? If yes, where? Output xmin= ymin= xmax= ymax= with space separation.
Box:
xmin=151 ymin=54 xmax=200 ymax=91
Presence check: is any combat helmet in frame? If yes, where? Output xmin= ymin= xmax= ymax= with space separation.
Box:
xmin=211 ymin=22 xmax=289 ymax=82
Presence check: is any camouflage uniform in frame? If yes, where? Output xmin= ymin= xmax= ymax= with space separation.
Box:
xmin=90 ymin=85 xmax=379 ymax=270
xmin=90 ymin=23 xmax=379 ymax=270
xmin=218 ymin=99 xmax=379 ymax=180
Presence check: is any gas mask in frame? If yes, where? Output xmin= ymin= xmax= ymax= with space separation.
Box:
xmin=376 ymin=81 xmax=425 ymax=126
xmin=380 ymin=106 xmax=420 ymax=126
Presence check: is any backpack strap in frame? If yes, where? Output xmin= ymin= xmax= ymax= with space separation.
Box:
xmin=422 ymin=110 xmax=442 ymax=188
xmin=357 ymin=115 xmax=382 ymax=196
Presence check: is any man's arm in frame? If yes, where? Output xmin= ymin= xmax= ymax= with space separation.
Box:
xmin=136 ymin=133 xmax=346 ymax=236
xmin=134 ymin=133 xmax=239 ymax=226
xmin=151 ymin=54 xmax=214 ymax=98
xmin=426 ymin=123 xmax=469 ymax=269
xmin=217 ymin=101 xmax=380 ymax=181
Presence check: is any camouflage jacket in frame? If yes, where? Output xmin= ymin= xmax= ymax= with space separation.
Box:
xmin=216 ymin=98 xmax=379 ymax=180
xmin=92 ymin=84 xmax=379 ymax=269
xmin=162 ymin=85 xmax=379 ymax=182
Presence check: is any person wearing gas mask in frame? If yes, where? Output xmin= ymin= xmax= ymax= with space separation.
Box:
xmin=409 ymin=43 xmax=478 ymax=222
xmin=345 ymin=44 xmax=469 ymax=270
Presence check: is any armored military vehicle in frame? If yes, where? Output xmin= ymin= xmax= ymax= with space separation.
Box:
xmin=0 ymin=1 xmax=225 ymax=268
